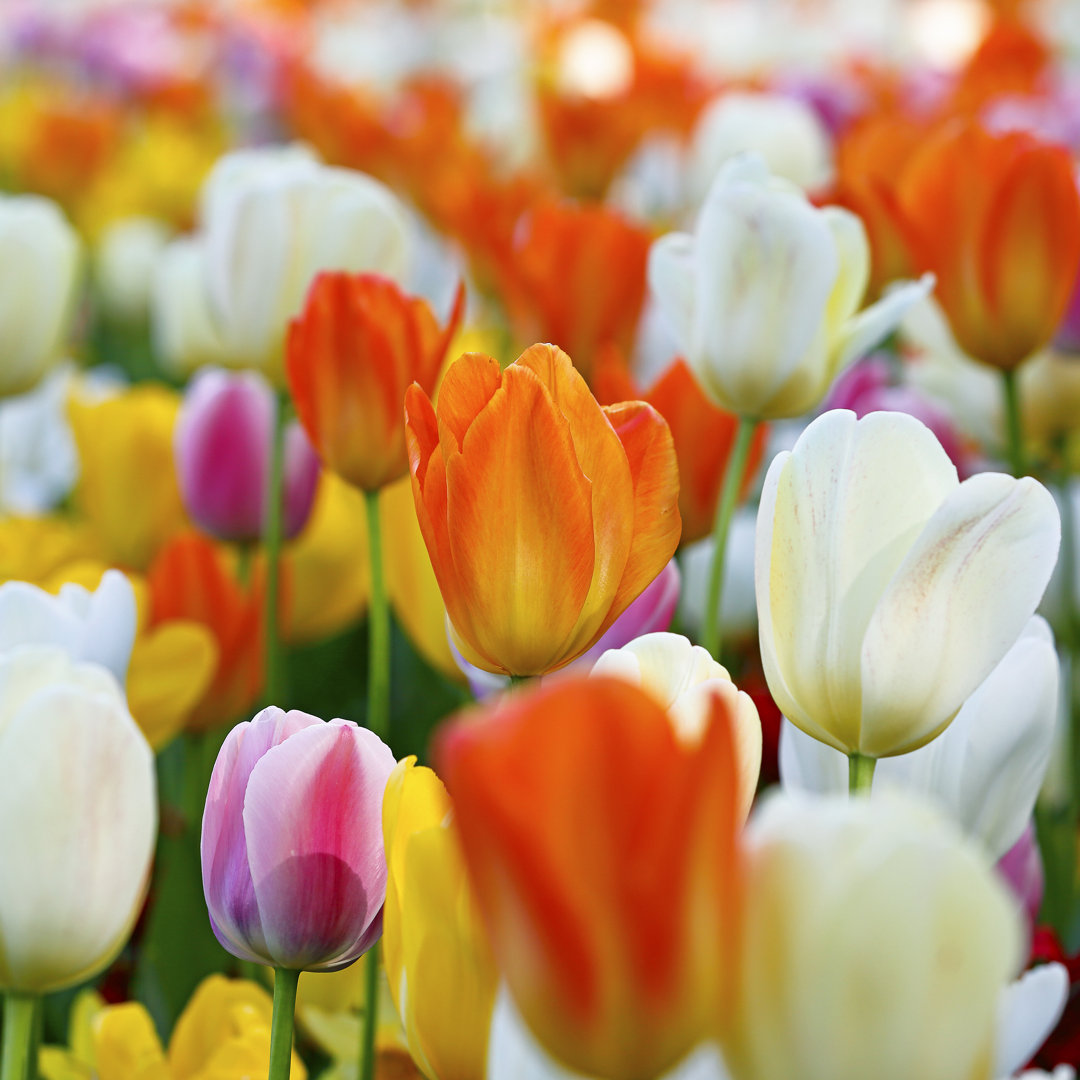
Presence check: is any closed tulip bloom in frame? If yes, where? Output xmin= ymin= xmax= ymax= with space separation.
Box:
xmin=757 ymin=410 xmax=1060 ymax=759
xmin=899 ymin=122 xmax=1080 ymax=372
xmin=199 ymin=145 xmax=411 ymax=382
xmin=435 ymin=676 xmax=741 ymax=1080
xmin=648 ymin=154 xmax=932 ymax=420
xmin=405 ymin=344 xmax=681 ymax=677
xmin=152 ymin=236 xmax=228 ymax=377
xmin=382 ymin=757 xmax=498 ymax=1080
xmin=592 ymin=632 xmax=762 ymax=820
xmin=0 ymin=647 xmax=156 ymax=993
xmin=724 ymin=794 xmax=1023 ymax=1080
xmin=0 ymin=193 xmax=80 ymax=398
xmin=175 ymin=368 xmax=320 ymax=543
xmin=201 ymin=705 xmax=396 ymax=971
xmin=287 ymin=272 xmax=464 ymax=492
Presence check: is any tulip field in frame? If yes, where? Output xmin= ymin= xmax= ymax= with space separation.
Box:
xmin=2 ymin=0 xmax=1080 ymax=1078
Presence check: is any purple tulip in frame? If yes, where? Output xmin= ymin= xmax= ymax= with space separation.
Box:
xmin=996 ymin=821 xmax=1044 ymax=937
xmin=175 ymin=368 xmax=320 ymax=543
xmin=201 ymin=706 xmax=396 ymax=971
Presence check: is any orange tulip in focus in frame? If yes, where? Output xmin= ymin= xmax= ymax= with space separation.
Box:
xmin=147 ymin=533 xmax=263 ymax=731
xmin=899 ymin=122 xmax=1080 ymax=371
xmin=287 ymin=273 xmax=465 ymax=493
xmin=434 ymin=675 xmax=741 ymax=1080
xmin=594 ymin=353 xmax=767 ymax=545
xmin=405 ymin=344 xmax=680 ymax=676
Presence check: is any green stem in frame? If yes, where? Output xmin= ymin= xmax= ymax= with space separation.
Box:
xmin=363 ymin=490 xmax=390 ymax=742
xmin=701 ymin=417 xmax=758 ymax=659
xmin=267 ymin=968 xmax=299 ymax=1080
xmin=235 ymin=542 xmax=255 ymax=589
xmin=1002 ymin=369 xmax=1026 ymax=477
xmin=848 ymin=753 xmax=877 ymax=795
xmin=358 ymin=946 xmax=380 ymax=1080
xmin=264 ymin=393 xmax=288 ymax=705
xmin=1 ymin=993 xmax=37 ymax=1080
xmin=508 ymin=674 xmax=529 ymax=687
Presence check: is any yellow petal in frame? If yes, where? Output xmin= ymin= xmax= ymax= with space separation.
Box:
xmin=91 ymin=1004 xmax=170 ymax=1080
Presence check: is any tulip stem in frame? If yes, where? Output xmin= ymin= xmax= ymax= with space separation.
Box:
xmin=701 ymin=417 xmax=758 ymax=659
xmin=848 ymin=753 xmax=876 ymax=795
xmin=267 ymin=968 xmax=299 ymax=1080
xmin=359 ymin=946 xmax=380 ymax=1080
xmin=264 ymin=393 xmax=288 ymax=705
xmin=363 ymin=490 xmax=390 ymax=742
xmin=1 ymin=993 xmax=37 ymax=1080
xmin=1001 ymin=369 xmax=1026 ymax=477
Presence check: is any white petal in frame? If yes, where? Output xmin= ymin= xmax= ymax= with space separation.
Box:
xmin=834 ymin=273 xmax=936 ymax=373
xmin=647 ymin=231 xmax=697 ymax=353
xmin=994 ymin=963 xmax=1069 ymax=1079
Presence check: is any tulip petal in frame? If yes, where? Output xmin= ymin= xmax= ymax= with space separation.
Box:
xmin=994 ymin=964 xmax=1069 ymax=1079
xmin=821 ymin=207 xmax=871 ymax=333
xmin=860 ymin=472 xmax=1060 ymax=756
xmin=647 ymin=233 xmax=697 ymax=351
xmin=435 ymin=352 xmax=504 ymax=453
xmin=244 ymin=719 xmax=395 ymax=970
xmin=832 ymin=273 xmax=935 ymax=374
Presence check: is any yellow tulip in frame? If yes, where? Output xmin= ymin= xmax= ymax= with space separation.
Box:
xmin=382 ymin=757 xmax=498 ymax=1080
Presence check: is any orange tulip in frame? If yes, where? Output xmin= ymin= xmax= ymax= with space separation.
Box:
xmin=434 ymin=675 xmax=742 ymax=1080
xmin=147 ymin=533 xmax=263 ymax=731
xmin=405 ymin=343 xmax=680 ymax=676
xmin=898 ymin=121 xmax=1080 ymax=371
xmin=594 ymin=352 xmax=768 ymax=545
xmin=286 ymin=272 xmax=465 ymax=492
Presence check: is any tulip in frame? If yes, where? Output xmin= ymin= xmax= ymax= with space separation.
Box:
xmin=648 ymin=154 xmax=932 ymax=421
xmin=435 ymin=676 xmax=741 ymax=1080
xmin=1055 ymin=267 xmax=1080 ymax=354
xmin=175 ymin=368 xmax=321 ymax=544
xmin=757 ymin=409 xmax=1059 ymax=763
xmin=0 ymin=569 xmax=136 ymax=684
xmin=725 ymin=794 xmax=1029 ymax=1080
xmin=0 ymin=193 xmax=80 ymax=398
xmin=198 ymin=145 xmax=411 ymax=382
xmin=382 ymin=757 xmax=499 ymax=1080
xmin=94 ymin=215 xmax=170 ymax=325
xmin=898 ymin=121 xmax=1080 ymax=374
xmin=591 ymin=632 xmax=762 ymax=820
xmin=0 ymin=647 xmax=156 ymax=993
xmin=286 ymin=272 xmax=464 ymax=493
xmin=201 ymin=705 xmax=396 ymax=971
xmin=405 ymin=344 xmax=680 ymax=677
xmin=778 ymin=616 xmax=1059 ymax=858
xmin=997 ymin=823 xmax=1044 ymax=934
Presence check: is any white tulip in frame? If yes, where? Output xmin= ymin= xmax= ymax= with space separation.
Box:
xmin=198 ymin=144 xmax=411 ymax=381
xmin=779 ymin=616 xmax=1059 ymax=857
xmin=591 ymin=632 xmax=762 ymax=819
xmin=996 ymin=964 xmax=1070 ymax=1080
xmin=724 ymin=793 xmax=1024 ymax=1080
xmin=757 ymin=409 xmax=1060 ymax=759
xmin=648 ymin=154 xmax=932 ymax=420
xmin=0 ymin=194 xmax=80 ymax=398
xmin=687 ymin=91 xmax=833 ymax=204
xmin=95 ymin=216 xmax=172 ymax=324
xmin=0 ymin=647 xmax=156 ymax=993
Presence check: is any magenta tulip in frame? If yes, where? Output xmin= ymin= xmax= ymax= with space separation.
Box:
xmin=201 ymin=706 xmax=396 ymax=971
xmin=175 ymin=368 xmax=321 ymax=543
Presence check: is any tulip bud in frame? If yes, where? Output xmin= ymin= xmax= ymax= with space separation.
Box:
xmin=95 ymin=216 xmax=170 ymax=325
xmin=0 ymin=647 xmax=156 ymax=993
xmin=175 ymin=368 xmax=320 ymax=544
xmin=201 ymin=705 xmax=396 ymax=971
xmin=0 ymin=193 xmax=80 ymax=398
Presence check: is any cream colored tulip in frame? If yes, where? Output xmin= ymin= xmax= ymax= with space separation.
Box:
xmin=756 ymin=409 xmax=1060 ymax=759
xmin=95 ymin=216 xmax=171 ymax=324
xmin=591 ymin=632 xmax=762 ymax=819
xmin=0 ymin=648 xmax=156 ymax=993
xmin=0 ymin=194 xmax=80 ymax=398
xmin=648 ymin=154 xmax=931 ymax=420
xmin=724 ymin=794 xmax=1023 ymax=1080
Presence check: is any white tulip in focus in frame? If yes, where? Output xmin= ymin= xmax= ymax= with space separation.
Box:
xmin=757 ymin=409 xmax=1060 ymax=759
xmin=591 ymin=632 xmax=762 ymax=819
xmin=198 ymin=144 xmax=411 ymax=382
xmin=779 ymin=616 xmax=1059 ymax=858
xmin=0 ymin=194 xmax=80 ymax=398
xmin=648 ymin=154 xmax=932 ymax=420
xmin=686 ymin=91 xmax=833 ymax=205
xmin=0 ymin=647 xmax=156 ymax=993
xmin=95 ymin=216 xmax=172 ymax=324
xmin=0 ymin=571 xmax=138 ymax=685
xmin=724 ymin=793 xmax=1023 ymax=1080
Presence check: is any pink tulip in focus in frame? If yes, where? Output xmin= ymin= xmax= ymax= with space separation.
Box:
xmin=201 ymin=706 xmax=396 ymax=971
xmin=175 ymin=368 xmax=320 ymax=544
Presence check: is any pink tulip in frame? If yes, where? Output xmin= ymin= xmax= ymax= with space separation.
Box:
xmin=201 ymin=706 xmax=396 ymax=971
xmin=175 ymin=368 xmax=320 ymax=543
xmin=996 ymin=821 xmax=1044 ymax=938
